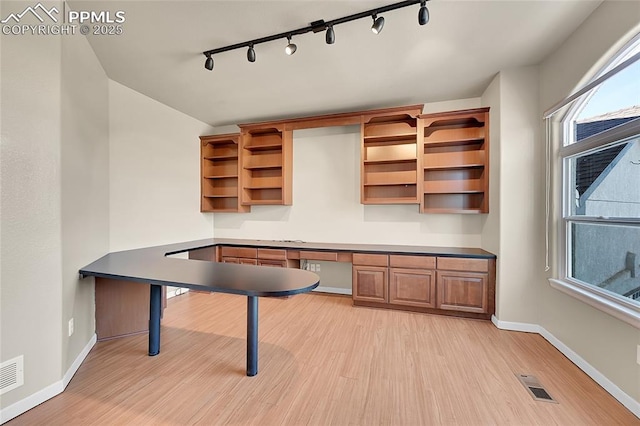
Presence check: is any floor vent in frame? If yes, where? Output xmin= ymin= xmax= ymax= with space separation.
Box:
xmin=516 ymin=374 xmax=557 ymax=403
xmin=1 ymin=355 xmax=24 ymax=395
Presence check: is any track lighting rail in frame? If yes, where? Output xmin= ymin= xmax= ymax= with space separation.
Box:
xmin=202 ymin=0 xmax=429 ymax=68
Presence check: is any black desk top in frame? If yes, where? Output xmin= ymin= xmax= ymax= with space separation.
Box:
xmin=204 ymin=238 xmax=496 ymax=259
xmin=79 ymin=240 xmax=320 ymax=297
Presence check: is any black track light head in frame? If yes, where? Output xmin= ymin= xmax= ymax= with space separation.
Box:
xmin=285 ymin=35 xmax=297 ymax=55
xmin=371 ymin=14 xmax=385 ymax=34
xmin=326 ymin=25 xmax=335 ymax=44
xmin=247 ymin=44 xmax=256 ymax=62
xmin=418 ymin=1 xmax=429 ymax=25
xmin=204 ymin=54 xmax=214 ymax=70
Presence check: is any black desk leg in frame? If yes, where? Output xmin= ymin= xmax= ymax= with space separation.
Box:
xmin=149 ymin=284 xmax=162 ymax=356
xmin=247 ymin=296 xmax=258 ymax=376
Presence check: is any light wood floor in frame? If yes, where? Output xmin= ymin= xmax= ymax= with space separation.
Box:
xmin=8 ymin=292 xmax=638 ymax=425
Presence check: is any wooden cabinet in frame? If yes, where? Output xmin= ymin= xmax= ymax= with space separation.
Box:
xmin=389 ymin=255 xmax=436 ymax=308
xmin=240 ymin=124 xmax=293 ymax=206
xmin=361 ymin=107 xmax=422 ymax=204
xmin=200 ymin=133 xmax=250 ymax=213
xmin=220 ymin=246 xmax=257 ymax=265
xmin=419 ymin=108 xmax=490 ymax=213
xmin=437 ymin=271 xmax=488 ymax=314
xmin=436 ymin=257 xmax=491 ymax=314
xmin=352 ymin=253 xmax=389 ymax=303
xmin=218 ymin=246 xmax=298 ymax=268
xmin=199 ymin=105 xmax=489 ymax=213
xmin=352 ymin=252 xmax=494 ymax=319
xmin=353 ymin=254 xmax=437 ymax=309
xmin=353 ymin=265 xmax=388 ymax=303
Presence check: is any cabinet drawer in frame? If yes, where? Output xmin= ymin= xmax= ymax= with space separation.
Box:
xmin=220 ymin=246 xmax=257 ymax=259
xmin=257 ymin=248 xmax=287 ymax=260
xmin=353 ymin=253 xmax=388 ymax=267
xmin=389 ymin=255 xmax=435 ymax=269
xmin=437 ymin=257 xmax=488 ymax=272
xmin=300 ymin=251 xmax=338 ymax=261
xmin=258 ymin=259 xmax=287 ymax=267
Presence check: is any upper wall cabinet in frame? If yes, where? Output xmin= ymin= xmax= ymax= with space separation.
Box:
xmin=239 ymin=124 xmax=293 ymax=206
xmin=360 ymin=106 xmax=423 ymax=204
xmin=200 ymin=105 xmax=489 ymax=214
xmin=200 ymin=133 xmax=249 ymax=213
xmin=419 ymin=108 xmax=490 ymax=214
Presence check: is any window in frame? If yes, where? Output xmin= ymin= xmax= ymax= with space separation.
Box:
xmin=551 ymin=35 xmax=640 ymax=328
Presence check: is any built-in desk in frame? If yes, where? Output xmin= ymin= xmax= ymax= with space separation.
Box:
xmin=189 ymin=238 xmax=497 ymax=320
xmin=80 ymin=239 xmax=319 ymax=376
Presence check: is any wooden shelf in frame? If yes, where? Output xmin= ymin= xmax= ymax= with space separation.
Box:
xmin=204 ymin=154 xmax=238 ymax=160
xmin=364 ymin=158 xmax=416 ymax=165
xmin=243 ymin=143 xmax=283 ymax=151
xmin=419 ymin=108 xmax=489 ymax=214
xmin=364 ymin=169 xmax=416 ymax=186
xmin=240 ymin=126 xmax=292 ymax=206
xmin=204 ymin=174 xmax=238 ymax=179
xmin=423 ymin=137 xmax=484 ymax=148
xmin=360 ymin=109 xmax=420 ymax=205
xmin=200 ymin=133 xmax=249 ymax=213
xmin=363 ymin=133 xmax=417 ymax=143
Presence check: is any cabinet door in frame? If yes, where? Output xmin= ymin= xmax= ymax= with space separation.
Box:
xmin=436 ymin=271 xmax=488 ymax=313
xmin=258 ymin=259 xmax=286 ymax=268
xmin=352 ymin=265 xmax=388 ymax=303
xmin=389 ymin=268 xmax=435 ymax=308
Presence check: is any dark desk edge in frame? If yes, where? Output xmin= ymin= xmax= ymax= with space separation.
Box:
xmin=165 ymin=238 xmax=497 ymax=259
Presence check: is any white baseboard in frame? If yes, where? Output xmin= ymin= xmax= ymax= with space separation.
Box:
xmin=313 ymin=286 xmax=352 ymax=295
xmin=491 ymin=316 xmax=639 ymax=419
xmin=0 ymin=334 xmax=96 ymax=424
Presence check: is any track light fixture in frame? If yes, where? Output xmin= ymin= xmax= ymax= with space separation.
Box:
xmin=285 ymin=35 xmax=297 ymax=55
xmin=201 ymin=0 xmax=430 ymax=71
xmin=371 ymin=14 xmax=385 ymax=34
xmin=325 ymin=25 xmax=335 ymax=45
xmin=204 ymin=54 xmax=214 ymax=70
xmin=418 ymin=0 xmax=429 ymax=25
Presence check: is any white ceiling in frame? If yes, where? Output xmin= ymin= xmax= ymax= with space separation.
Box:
xmin=73 ymin=0 xmax=602 ymax=127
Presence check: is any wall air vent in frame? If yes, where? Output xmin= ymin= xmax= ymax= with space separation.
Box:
xmin=516 ymin=374 xmax=558 ymax=403
xmin=1 ymin=355 xmax=24 ymax=395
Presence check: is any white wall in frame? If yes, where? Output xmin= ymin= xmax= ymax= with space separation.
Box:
xmin=108 ymin=81 xmax=214 ymax=251
xmin=214 ymin=98 xmax=487 ymax=248
xmin=480 ymin=74 xmax=501 ymax=314
xmin=0 ymin=2 xmax=64 ymax=407
xmin=539 ymin=0 xmax=640 ymax=404
xmin=492 ymin=67 xmax=543 ymax=324
xmin=60 ymin=31 xmax=109 ymax=372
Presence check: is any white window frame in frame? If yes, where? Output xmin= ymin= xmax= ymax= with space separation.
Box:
xmin=547 ymin=36 xmax=640 ymax=330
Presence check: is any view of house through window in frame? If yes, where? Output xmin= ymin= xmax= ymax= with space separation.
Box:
xmin=562 ymin=39 xmax=640 ymax=305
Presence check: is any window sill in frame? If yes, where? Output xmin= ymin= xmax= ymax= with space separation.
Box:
xmin=549 ymin=278 xmax=640 ymax=329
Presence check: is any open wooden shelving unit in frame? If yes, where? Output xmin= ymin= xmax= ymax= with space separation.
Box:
xmin=360 ymin=106 xmax=422 ymax=204
xmin=240 ymin=124 xmax=292 ymax=206
xmin=199 ymin=104 xmax=489 ymax=214
xmin=419 ymin=107 xmax=490 ymax=214
xmin=200 ymin=133 xmax=249 ymax=213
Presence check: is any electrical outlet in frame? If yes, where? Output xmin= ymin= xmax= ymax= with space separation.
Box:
xmin=68 ymin=318 xmax=74 ymax=337
xmin=637 ymin=345 xmax=640 ymax=366
xmin=310 ymin=263 xmax=316 ymax=272
xmin=316 ymin=264 xmax=321 ymax=273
